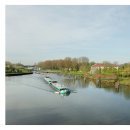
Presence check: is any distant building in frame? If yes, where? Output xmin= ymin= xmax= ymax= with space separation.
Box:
xmin=90 ymin=63 xmax=119 ymax=74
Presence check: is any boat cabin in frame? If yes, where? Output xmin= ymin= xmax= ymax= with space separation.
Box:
xmin=52 ymin=81 xmax=58 ymax=83
xmin=45 ymin=76 xmax=50 ymax=78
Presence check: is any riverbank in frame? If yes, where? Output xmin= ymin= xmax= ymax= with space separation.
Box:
xmin=6 ymin=62 xmax=34 ymax=76
xmin=42 ymin=70 xmax=83 ymax=76
xmin=86 ymin=73 xmax=130 ymax=87
xmin=119 ymin=78 xmax=130 ymax=87
xmin=41 ymin=69 xmax=130 ymax=87
xmin=6 ymin=72 xmax=33 ymax=76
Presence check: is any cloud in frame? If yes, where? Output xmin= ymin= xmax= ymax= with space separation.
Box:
xmin=6 ymin=5 xmax=130 ymax=64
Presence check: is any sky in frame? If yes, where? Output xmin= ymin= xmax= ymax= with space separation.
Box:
xmin=6 ymin=5 xmax=130 ymax=65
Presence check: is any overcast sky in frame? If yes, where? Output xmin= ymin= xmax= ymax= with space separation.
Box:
xmin=6 ymin=5 xmax=130 ymax=65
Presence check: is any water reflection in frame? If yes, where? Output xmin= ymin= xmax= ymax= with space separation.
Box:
xmin=62 ymin=76 xmax=90 ymax=88
xmin=6 ymin=73 xmax=130 ymax=125
xmin=86 ymin=78 xmax=130 ymax=100
xmin=60 ymin=74 xmax=130 ymax=100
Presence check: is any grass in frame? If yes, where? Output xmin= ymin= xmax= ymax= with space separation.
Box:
xmin=62 ymin=70 xmax=84 ymax=76
xmin=119 ymin=78 xmax=130 ymax=86
xmin=41 ymin=69 xmax=130 ymax=86
xmin=6 ymin=68 xmax=33 ymax=76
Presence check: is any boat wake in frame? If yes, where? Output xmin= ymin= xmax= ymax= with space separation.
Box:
xmin=19 ymin=82 xmax=77 ymax=97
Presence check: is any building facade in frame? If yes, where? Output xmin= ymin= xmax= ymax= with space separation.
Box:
xmin=90 ymin=63 xmax=119 ymax=74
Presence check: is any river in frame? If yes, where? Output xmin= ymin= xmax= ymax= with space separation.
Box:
xmin=6 ymin=73 xmax=130 ymax=125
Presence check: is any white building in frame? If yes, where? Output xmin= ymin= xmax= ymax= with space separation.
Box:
xmin=90 ymin=63 xmax=119 ymax=74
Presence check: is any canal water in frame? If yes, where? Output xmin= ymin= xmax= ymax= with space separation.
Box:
xmin=6 ymin=73 xmax=130 ymax=125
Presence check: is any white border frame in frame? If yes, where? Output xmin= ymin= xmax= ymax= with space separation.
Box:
xmin=1 ymin=0 xmax=130 ymax=130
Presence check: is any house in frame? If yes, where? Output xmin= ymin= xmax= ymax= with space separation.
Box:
xmin=90 ymin=63 xmax=119 ymax=74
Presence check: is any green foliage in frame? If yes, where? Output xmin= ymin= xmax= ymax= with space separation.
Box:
xmin=118 ymin=63 xmax=130 ymax=77
xmin=101 ymin=67 xmax=118 ymax=75
xmin=6 ymin=61 xmax=32 ymax=74
xmin=37 ymin=57 xmax=90 ymax=73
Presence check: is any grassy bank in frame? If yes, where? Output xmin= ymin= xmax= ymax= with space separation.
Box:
xmin=62 ymin=71 xmax=84 ymax=76
xmin=6 ymin=62 xmax=33 ymax=76
xmin=41 ymin=69 xmax=130 ymax=87
xmin=119 ymin=78 xmax=130 ymax=87
xmin=42 ymin=69 xmax=84 ymax=76
xmin=84 ymin=72 xmax=130 ymax=87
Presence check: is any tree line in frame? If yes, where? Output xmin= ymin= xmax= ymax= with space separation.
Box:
xmin=6 ymin=61 xmax=32 ymax=73
xmin=37 ymin=57 xmax=95 ymax=72
xmin=6 ymin=58 xmax=130 ymax=76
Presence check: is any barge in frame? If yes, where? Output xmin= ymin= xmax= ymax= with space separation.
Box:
xmin=44 ymin=76 xmax=71 ymax=94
